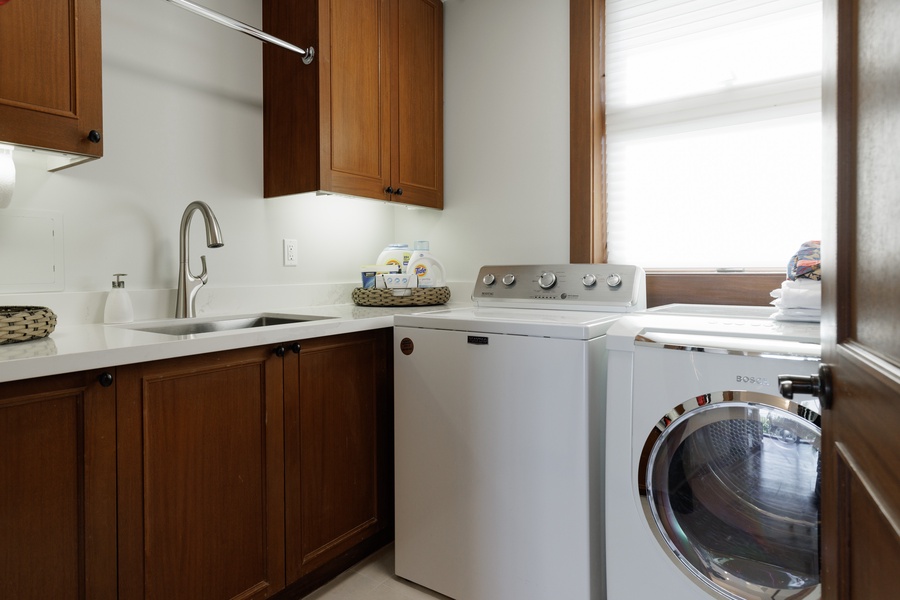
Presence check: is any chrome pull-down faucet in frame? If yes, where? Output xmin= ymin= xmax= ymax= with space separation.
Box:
xmin=175 ymin=201 xmax=224 ymax=318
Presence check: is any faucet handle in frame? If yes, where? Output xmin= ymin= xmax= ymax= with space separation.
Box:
xmin=198 ymin=255 xmax=209 ymax=285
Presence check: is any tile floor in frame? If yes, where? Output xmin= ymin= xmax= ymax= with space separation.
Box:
xmin=303 ymin=544 xmax=451 ymax=600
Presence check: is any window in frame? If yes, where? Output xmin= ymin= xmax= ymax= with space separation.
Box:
xmin=570 ymin=0 xmax=824 ymax=302
xmin=605 ymin=0 xmax=822 ymax=269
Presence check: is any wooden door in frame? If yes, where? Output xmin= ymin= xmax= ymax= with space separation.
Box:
xmin=0 ymin=369 xmax=117 ymax=600
xmin=283 ymin=330 xmax=393 ymax=582
xmin=821 ymin=0 xmax=900 ymax=596
xmin=391 ymin=0 xmax=444 ymax=209
xmin=0 ymin=0 xmax=103 ymax=160
xmin=116 ymin=347 xmax=285 ymax=600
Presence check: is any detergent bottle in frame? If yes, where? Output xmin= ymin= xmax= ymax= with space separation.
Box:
xmin=376 ymin=243 xmax=411 ymax=270
xmin=406 ymin=241 xmax=445 ymax=288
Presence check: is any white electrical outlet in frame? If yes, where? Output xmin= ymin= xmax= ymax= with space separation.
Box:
xmin=283 ymin=238 xmax=298 ymax=266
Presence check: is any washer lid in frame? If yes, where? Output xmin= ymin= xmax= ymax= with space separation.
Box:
xmin=394 ymin=307 xmax=623 ymax=340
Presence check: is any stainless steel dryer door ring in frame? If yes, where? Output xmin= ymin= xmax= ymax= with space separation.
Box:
xmin=640 ymin=391 xmax=822 ymax=600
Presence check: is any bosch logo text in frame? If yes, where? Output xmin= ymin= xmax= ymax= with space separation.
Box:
xmin=736 ymin=375 xmax=769 ymax=386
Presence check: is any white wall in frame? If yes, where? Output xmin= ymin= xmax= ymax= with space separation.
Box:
xmin=2 ymin=0 xmax=570 ymax=309
xmin=399 ymin=0 xmax=571 ymax=281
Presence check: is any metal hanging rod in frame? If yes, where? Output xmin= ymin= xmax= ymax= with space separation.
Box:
xmin=163 ymin=0 xmax=314 ymax=64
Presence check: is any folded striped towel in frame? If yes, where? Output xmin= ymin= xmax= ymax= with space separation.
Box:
xmin=787 ymin=240 xmax=821 ymax=281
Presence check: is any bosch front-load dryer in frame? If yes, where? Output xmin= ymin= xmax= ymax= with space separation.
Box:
xmin=605 ymin=311 xmax=822 ymax=600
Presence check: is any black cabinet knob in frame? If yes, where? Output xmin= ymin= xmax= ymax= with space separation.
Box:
xmin=291 ymin=343 xmax=301 ymax=354
xmin=88 ymin=130 xmax=102 ymax=143
xmin=274 ymin=346 xmax=286 ymax=357
xmin=385 ymin=186 xmax=395 ymax=195
xmin=98 ymin=372 xmax=114 ymax=387
xmin=394 ymin=187 xmax=403 ymax=196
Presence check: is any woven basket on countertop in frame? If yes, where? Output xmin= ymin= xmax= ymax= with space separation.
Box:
xmin=0 ymin=306 xmax=57 ymax=345
xmin=352 ymin=286 xmax=451 ymax=307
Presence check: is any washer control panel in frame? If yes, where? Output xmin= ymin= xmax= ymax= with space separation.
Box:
xmin=472 ymin=264 xmax=646 ymax=311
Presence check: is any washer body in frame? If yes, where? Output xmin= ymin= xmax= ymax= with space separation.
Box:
xmin=394 ymin=264 xmax=645 ymax=600
xmin=605 ymin=312 xmax=822 ymax=600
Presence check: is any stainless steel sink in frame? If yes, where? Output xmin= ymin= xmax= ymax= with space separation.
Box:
xmin=121 ymin=313 xmax=334 ymax=336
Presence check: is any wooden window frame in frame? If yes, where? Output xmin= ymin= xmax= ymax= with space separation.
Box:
xmin=569 ymin=0 xmax=784 ymax=307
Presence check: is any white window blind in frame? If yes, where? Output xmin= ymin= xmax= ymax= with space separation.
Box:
xmin=605 ymin=0 xmax=823 ymax=270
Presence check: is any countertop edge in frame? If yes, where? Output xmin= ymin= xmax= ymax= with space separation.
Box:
xmin=0 ymin=304 xmax=443 ymax=383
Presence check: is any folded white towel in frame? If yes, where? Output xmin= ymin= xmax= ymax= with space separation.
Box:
xmin=771 ymin=306 xmax=821 ymax=322
xmin=769 ymin=279 xmax=821 ymax=310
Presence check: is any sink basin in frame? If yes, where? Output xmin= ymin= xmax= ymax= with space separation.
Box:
xmin=122 ymin=313 xmax=334 ymax=337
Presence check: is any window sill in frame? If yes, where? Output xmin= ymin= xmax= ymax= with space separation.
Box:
xmin=646 ymin=272 xmax=786 ymax=308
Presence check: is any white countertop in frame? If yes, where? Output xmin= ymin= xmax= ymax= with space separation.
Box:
xmin=0 ymin=303 xmax=447 ymax=384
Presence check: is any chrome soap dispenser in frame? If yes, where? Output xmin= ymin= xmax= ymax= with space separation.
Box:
xmin=104 ymin=273 xmax=134 ymax=324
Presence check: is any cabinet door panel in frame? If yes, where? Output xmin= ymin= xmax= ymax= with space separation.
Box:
xmin=0 ymin=0 xmax=72 ymax=111
xmin=285 ymin=330 xmax=392 ymax=581
xmin=329 ymin=0 xmax=388 ymax=178
xmin=393 ymin=0 xmax=443 ymax=208
xmin=0 ymin=371 xmax=117 ymax=600
xmin=0 ymin=0 xmax=102 ymax=157
xmin=117 ymin=348 xmax=285 ymax=600
xmin=322 ymin=0 xmax=392 ymax=198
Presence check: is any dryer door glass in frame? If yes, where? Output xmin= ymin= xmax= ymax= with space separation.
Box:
xmin=644 ymin=394 xmax=821 ymax=600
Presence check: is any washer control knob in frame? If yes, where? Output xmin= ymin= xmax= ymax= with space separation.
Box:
xmin=606 ymin=273 xmax=623 ymax=288
xmin=482 ymin=273 xmax=496 ymax=286
xmin=582 ymin=274 xmax=597 ymax=288
xmin=538 ymin=271 xmax=557 ymax=289
xmin=501 ymin=273 xmax=516 ymax=286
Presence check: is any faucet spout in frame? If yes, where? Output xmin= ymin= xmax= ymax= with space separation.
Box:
xmin=176 ymin=201 xmax=224 ymax=318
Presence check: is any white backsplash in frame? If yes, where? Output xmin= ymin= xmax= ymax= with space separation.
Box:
xmin=0 ymin=281 xmax=473 ymax=325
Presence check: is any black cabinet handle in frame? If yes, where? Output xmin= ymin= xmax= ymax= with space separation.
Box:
xmin=291 ymin=343 xmax=301 ymax=354
xmin=88 ymin=130 xmax=102 ymax=143
xmin=274 ymin=346 xmax=286 ymax=357
xmin=385 ymin=186 xmax=395 ymax=195
xmin=394 ymin=187 xmax=403 ymax=196
xmin=98 ymin=372 xmax=114 ymax=387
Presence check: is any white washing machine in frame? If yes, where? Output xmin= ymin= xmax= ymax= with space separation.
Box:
xmin=394 ymin=264 xmax=646 ymax=600
xmin=605 ymin=310 xmax=823 ymax=600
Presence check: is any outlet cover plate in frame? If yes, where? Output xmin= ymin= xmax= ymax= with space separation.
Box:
xmin=283 ymin=238 xmax=298 ymax=266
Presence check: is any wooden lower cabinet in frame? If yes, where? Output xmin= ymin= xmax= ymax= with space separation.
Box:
xmin=0 ymin=369 xmax=117 ymax=600
xmin=1 ymin=329 xmax=393 ymax=600
xmin=116 ymin=346 xmax=286 ymax=600
xmin=282 ymin=330 xmax=394 ymax=585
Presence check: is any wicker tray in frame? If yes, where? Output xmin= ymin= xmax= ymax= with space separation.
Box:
xmin=352 ymin=286 xmax=451 ymax=307
xmin=0 ymin=306 xmax=57 ymax=345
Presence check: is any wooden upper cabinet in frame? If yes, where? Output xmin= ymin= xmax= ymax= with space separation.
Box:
xmin=0 ymin=0 xmax=103 ymax=166
xmin=263 ymin=0 xmax=443 ymax=209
